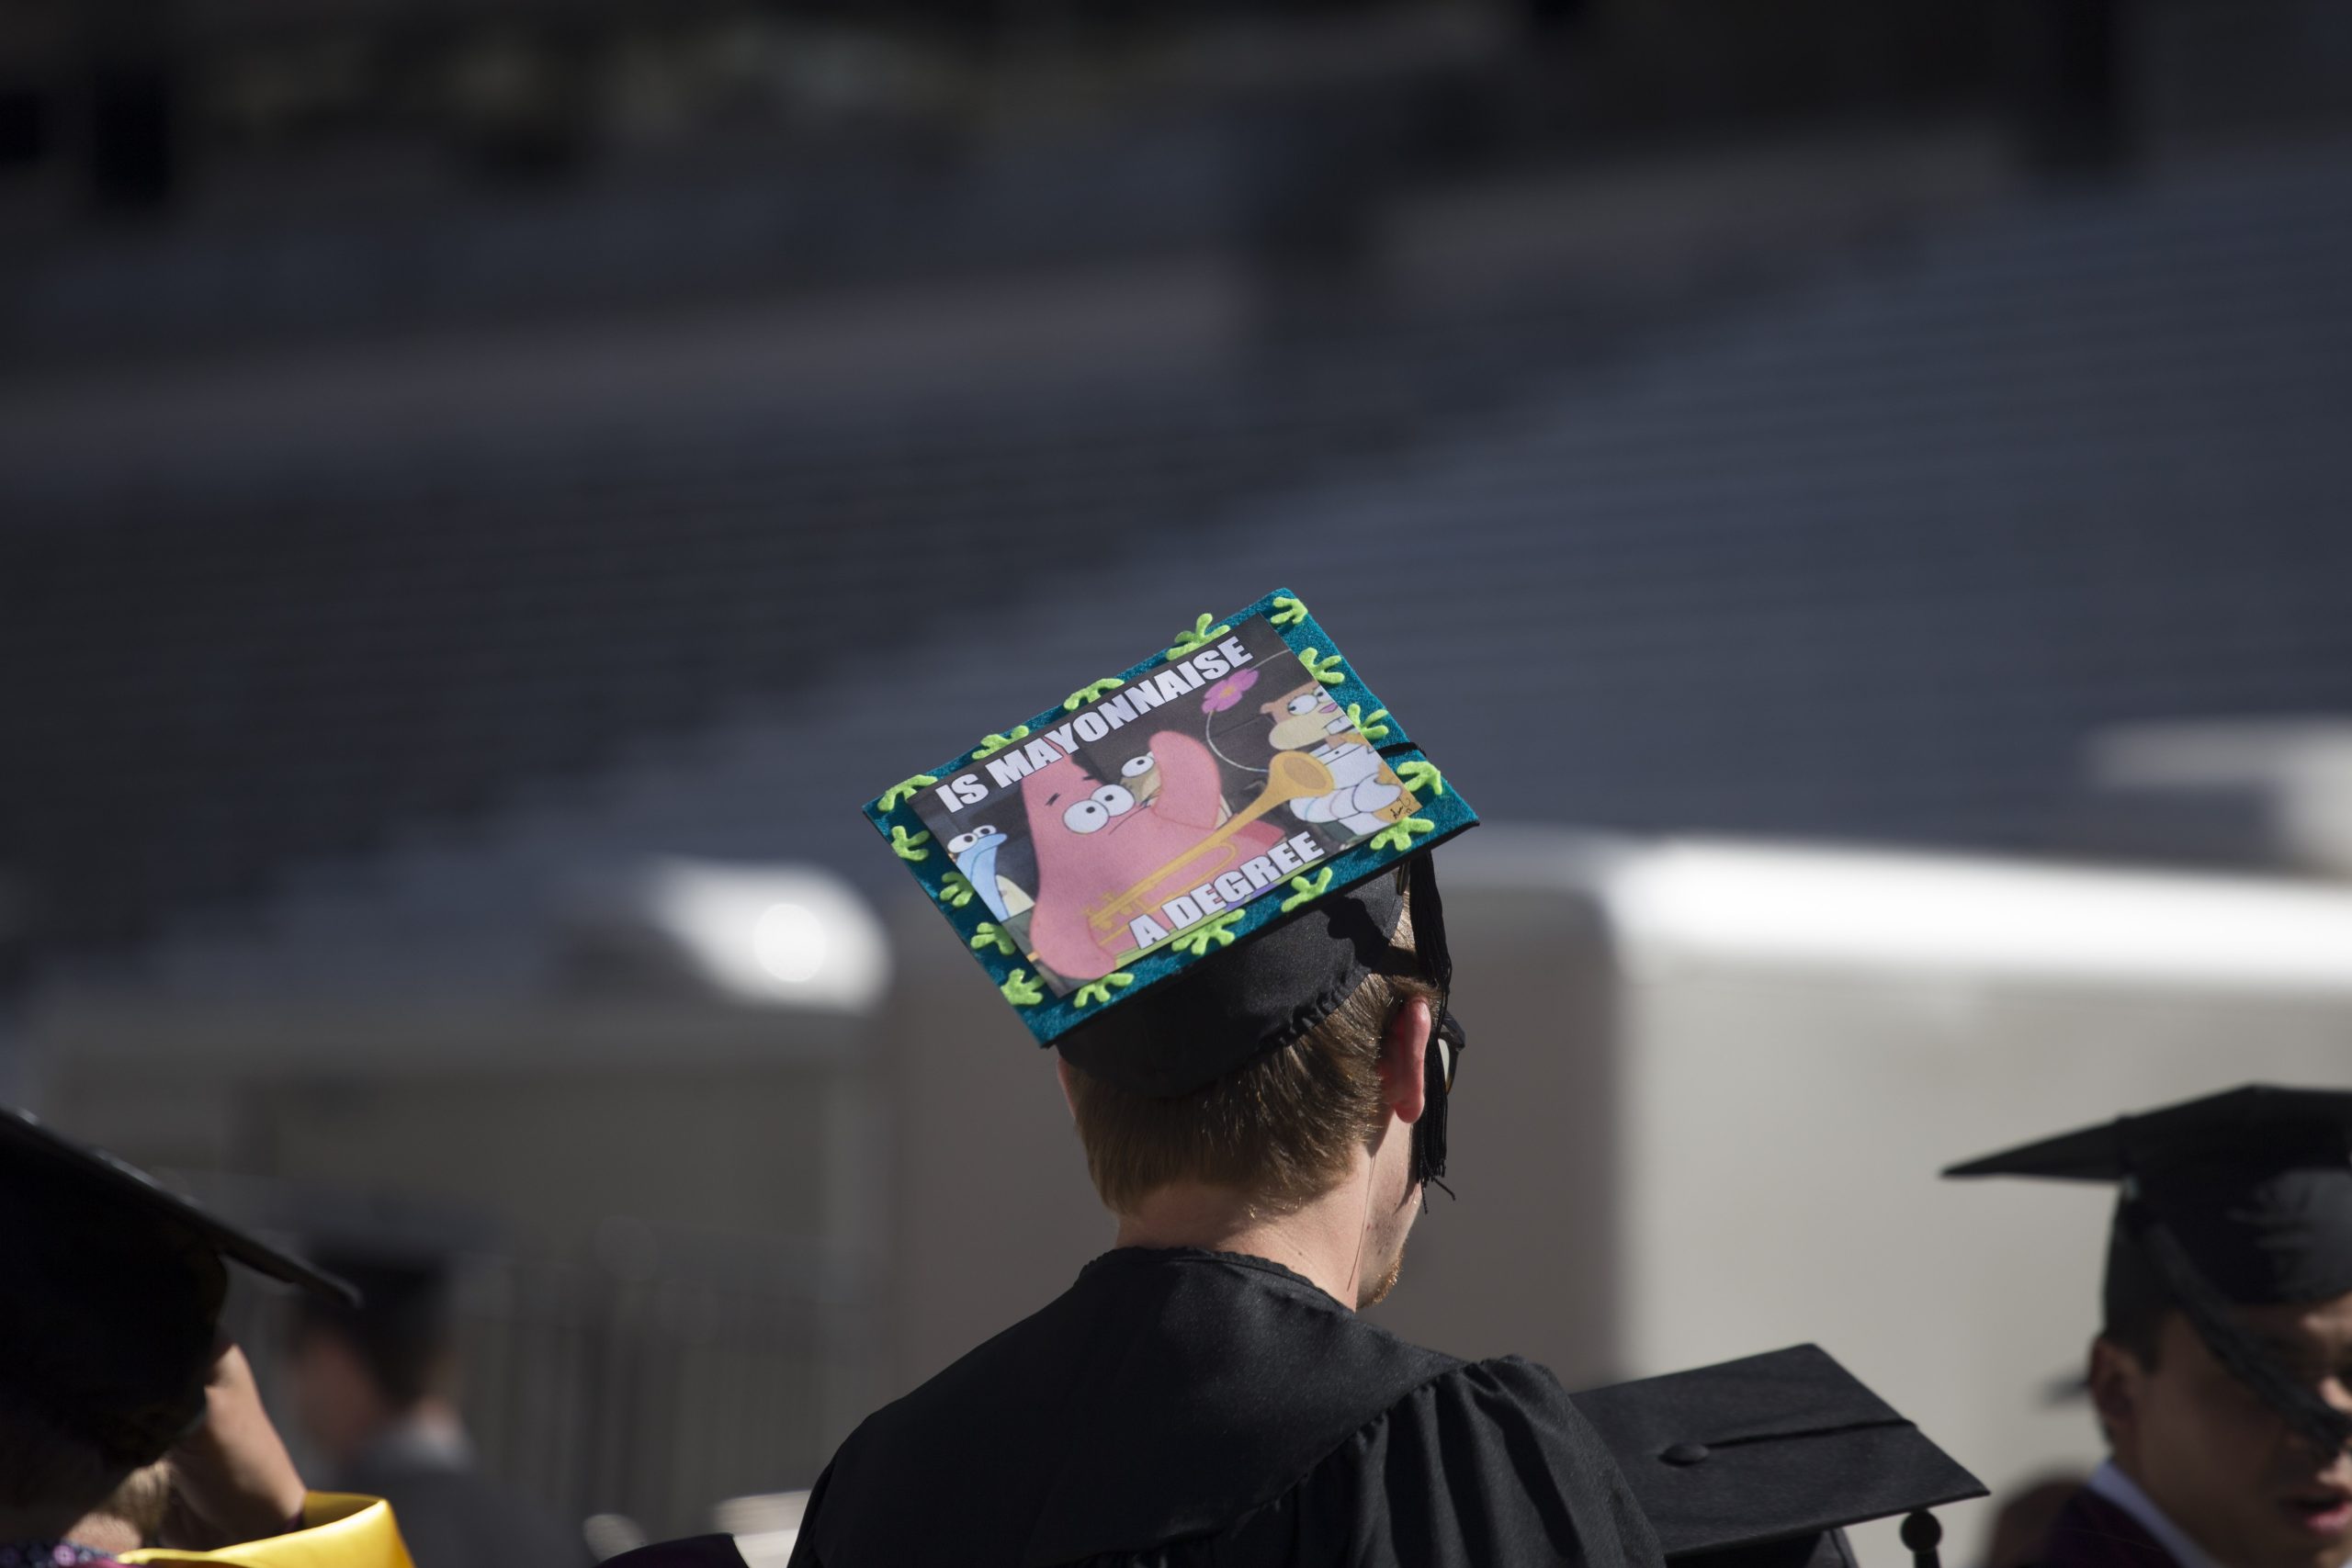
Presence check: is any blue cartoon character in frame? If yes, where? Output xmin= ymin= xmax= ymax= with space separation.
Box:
xmin=947 ymin=824 xmax=1032 ymax=924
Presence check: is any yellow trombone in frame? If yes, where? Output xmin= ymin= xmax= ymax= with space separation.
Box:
xmin=1086 ymin=750 xmax=1336 ymax=937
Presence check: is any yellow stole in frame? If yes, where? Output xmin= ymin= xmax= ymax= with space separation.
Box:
xmin=124 ymin=1494 xmax=414 ymax=1568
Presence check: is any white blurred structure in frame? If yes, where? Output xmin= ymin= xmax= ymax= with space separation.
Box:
xmin=2090 ymin=718 xmax=2352 ymax=876
xmin=711 ymin=1491 xmax=809 ymax=1568
xmin=555 ymin=858 xmax=891 ymax=1010
xmin=884 ymin=825 xmax=2352 ymax=1568
xmin=1599 ymin=836 xmax=2352 ymax=991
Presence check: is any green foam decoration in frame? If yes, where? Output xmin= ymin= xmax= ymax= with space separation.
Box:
xmin=1001 ymin=970 xmax=1046 ymax=1006
xmin=1170 ymin=910 xmax=1245 ymax=956
xmin=1269 ymin=594 xmax=1308 ymax=626
xmin=971 ymin=727 xmax=1030 ymax=761
xmin=1396 ymin=760 xmax=1444 ymax=798
xmin=1065 ymin=679 xmax=1124 ymax=711
xmin=1165 ymin=613 xmax=1233 ymax=659
xmin=877 ymin=774 xmax=938 ymax=810
xmin=890 ymin=826 xmax=932 ymax=862
xmin=1298 ymin=648 xmax=1344 ymax=685
xmin=1279 ymin=868 xmax=1333 ymax=911
xmin=970 ymin=922 xmax=1017 ymax=957
xmin=1368 ymin=816 xmax=1436 ymax=852
xmin=1345 ymin=703 xmax=1390 ymax=741
xmin=1074 ymin=970 xmax=1136 ymax=1008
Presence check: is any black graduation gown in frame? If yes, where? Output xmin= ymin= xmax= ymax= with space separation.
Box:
xmin=337 ymin=1446 xmax=588 ymax=1568
xmin=787 ymin=1247 xmax=1664 ymax=1568
xmin=2036 ymin=1486 xmax=2180 ymax=1568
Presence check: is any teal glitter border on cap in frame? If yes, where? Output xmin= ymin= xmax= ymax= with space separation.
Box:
xmin=860 ymin=588 xmax=1478 ymax=1047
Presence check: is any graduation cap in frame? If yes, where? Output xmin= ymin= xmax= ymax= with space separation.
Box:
xmin=290 ymin=1200 xmax=492 ymax=1409
xmin=1944 ymin=1083 xmax=2352 ymax=1453
xmin=0 ymin=1106 xmax=354 ymax=1471
xmin=1570 ymin=1345 xmax=1987 ymax=1568
xmin=862 ymin=591 xmax=1477 ymax=1174
xmin=297 ymin=1251 xmax=453 ymax=1404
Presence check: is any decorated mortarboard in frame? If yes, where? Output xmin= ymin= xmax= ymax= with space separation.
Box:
xmin=1571 ymin=1345 xmax=1987 ymax=1568
xmin=0 ymin=1105 xmax=355 ymax=1467
xmin=1945 ymin=1083 xmax=2352 ymax=1452
xmin=862 ymin=590 xmax=1476 ymax=1100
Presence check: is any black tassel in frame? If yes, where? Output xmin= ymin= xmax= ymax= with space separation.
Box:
xmin=2129 ymin=1199 xmax=2352 ymax=1455
xmin=1411 ymin=1007 xmax=1463 ymax=1202
xmin=1899 ymin=1511 xmax=1942 ymax=1568
xmin=1406 ymin=855 xmax=1461 ymax=1207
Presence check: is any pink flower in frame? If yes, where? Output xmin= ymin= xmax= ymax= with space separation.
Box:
xmin=1201 ymin=667 xmax=1261 ymax=713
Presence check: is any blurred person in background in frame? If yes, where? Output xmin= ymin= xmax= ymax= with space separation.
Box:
xmin=0 ymin=1107 xmax=413 ymax=1568
xmin=1948 ymin=1088 xmax=2352 ymax=1568
xmin=289 ymin=1251 xmax=584 ymax=1568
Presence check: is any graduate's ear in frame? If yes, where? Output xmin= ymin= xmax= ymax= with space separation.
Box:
xmin=1376 ymin=996 xmax=1430 ymax=1128
xmin=1056 ymin=1055 xmax=1079 ymax=1122
xmin=2088 ymin=1334 xmax=2145 ymax=1451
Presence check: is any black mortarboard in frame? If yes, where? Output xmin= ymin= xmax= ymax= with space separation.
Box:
xmin=1571 ymin=1345 xmax=1987 ymax=1568
xmin=1945 ymin=1083 xmax=2352 ymax=1453
xmin=0 ymin=1106 xmax=354 ymax=1470
xmin=862 ymin=591 xmax=1476 ymax=1179
xmin=286 ymin=1186 xmax=498 ymax=1408
xmin=300 ymin=1254 xmax=453 ymax=1404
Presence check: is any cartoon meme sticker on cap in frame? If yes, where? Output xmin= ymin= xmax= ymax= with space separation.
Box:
xmin=862 ymin=590 xmax=1478 ymax=1046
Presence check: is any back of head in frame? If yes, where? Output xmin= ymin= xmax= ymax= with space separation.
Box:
xmin=296 ymin=1255 xmax=451 ymax=1413
xmin=0 ymin=1144 xmax=226 ymax=1521
xmin=1063 ymin=894 xmax=1435 ymax=1215
xmin=0 ymin=1105 xmax=349 ymax=1530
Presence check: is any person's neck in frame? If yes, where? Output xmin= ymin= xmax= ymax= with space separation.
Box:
xmin=59 ymin=1513 xmax=141 ymax=1558
xmin=1112 ymin=1156 xmax=1379 ymax=1311
xmin=393 ymin=1397 xmax=467 ymax=1442
xmin=345 ymin=1397 xmax=470 ymax=1471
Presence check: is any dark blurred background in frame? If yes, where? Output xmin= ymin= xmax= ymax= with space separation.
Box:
xmin=6 ymin=0 xmax=2352 ymax=1559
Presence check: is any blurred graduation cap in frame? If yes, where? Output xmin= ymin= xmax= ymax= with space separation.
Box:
xmin=861 ymin=591 xmax=1477 ymax=1179
xmin=0 ymin=1106 xmax=353 ymax=1469
xmin=295 ymin=1248 xmax=458 ymax=1407
xmin=1571 ymin=1345 xmax=1986 ymax=1568
xmin=1945 ymin=1083 xmax=2352 ymax=1453
xmin=283 ymin=1189 xmax=501 ymax=1407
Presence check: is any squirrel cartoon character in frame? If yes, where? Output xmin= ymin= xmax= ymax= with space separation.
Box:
xmin=1259 ymin=679 xmax=1412 ymax=838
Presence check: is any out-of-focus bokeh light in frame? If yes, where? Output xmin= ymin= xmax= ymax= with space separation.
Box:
xmin=646 ymin=861 xmax=885 ymax=1009
xmin=752 ymin=902 xmax=828 ymax=987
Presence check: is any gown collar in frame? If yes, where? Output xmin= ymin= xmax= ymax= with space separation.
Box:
xmin=1079 ymin=1245 xmax=1328 ymax=1296
xmin=2086 ymin=1460 xmax=2227 ymax=1568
